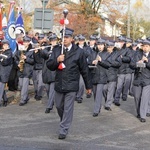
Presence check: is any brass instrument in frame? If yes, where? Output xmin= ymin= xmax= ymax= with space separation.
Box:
xmin=0 ymin=49 xmax=8 ymax=62
xmin=18 ymin=45 xmax=27 ymax=72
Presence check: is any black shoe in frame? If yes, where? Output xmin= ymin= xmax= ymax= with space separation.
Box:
xmin=105 ymin=107 xmax=112 ymax=111
xmin=58 ymin=134 xmax=66 ymax=140
xmin=34 ymin=95 xmax=38 ymax=99
xmin=35 ymin=95 xmax=42 ymax=100
xmin=45 ymin=108 xmax=51 ymax=113
xmin=122 ymin=98 xmax=127 ymax=101
xmin=86 ymin=93 xmax=92 ymax=98
xmin=146 ymin=113 xmax=150 ymax=117
xmin=129 ymin=93 xmax=134 ymax=97
xmin=35 ymin=96 xmax=42 ymax=101
xmin=114 ymin=102 xmax=120 ymax=106
xmin=77 ymin=100 xmax=82 ymax=103
xmin=140 ymin=118 xmax=146 ymax=123
xmin=3 ymin=101 xmax=7 ymax=107
xmin=9 ymin=88 xmax=16 ymax=91
xmin=137 ymin=114 xmax=141 ymax=118
xmin=93 ymin=113 xmax=98 ymax=117
xmin=19 ymin=101 xmax=27 ymax=106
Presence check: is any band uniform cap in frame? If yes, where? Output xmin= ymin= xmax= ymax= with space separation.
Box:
xmin=74 ymin=36 xmax=79 ymax=41
xmin=135 ymin=39 xmax=143 ymax=44
xmin=142 ymin=39 xmax=150 ymax=45
xmin=132 ymin=42 xmax=138 ymax=47
xmin=48 ymin=33 xmax=57 ymax=40
xmin=32 ymin=43 xmax=40 ymax=48
xmin=60 ymin=27 xmax=74 ymax=37
xmin=2 ymin=39 xmax=9 ymax=45
xmin=106 ymin=40 xmax=115 ymax=46
xmin=38 ymin=33 xmax=45 ymax=40
xmin=89 ymin=35 xmax=97 ymax=41
xmin=23 ymin=36 xmax=31 ymax=42
xmin=96 ymin=38 xmax=106 ymax=45
xmin=78 ymin=34 xmax=85 ymax=40
xmin=147 ymin=37 xmax=150 ymax=41
xmin=117 ymin=36 xmax=126 ymax=42
xmin=126 ymin=37 xmax=133 ymax=43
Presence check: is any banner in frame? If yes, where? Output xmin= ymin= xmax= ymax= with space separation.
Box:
xmin=2 ymin=13 xmax=7 ymax=31
xmin=0 ymin=6 xmax=2 ymax=31
xmin=5 ymin=6 xmax=16 ymax=52
xmin=16 ymin=12 xmax=25 ymax=36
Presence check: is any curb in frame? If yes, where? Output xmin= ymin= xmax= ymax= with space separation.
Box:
xmin=6 ymin=86 xmax=35 ymax=104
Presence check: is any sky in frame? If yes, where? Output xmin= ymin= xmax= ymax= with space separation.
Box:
xmin=18 ymin=0 xmax=42 ymax=13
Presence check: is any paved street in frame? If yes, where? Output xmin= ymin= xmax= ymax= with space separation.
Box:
xmin=0 ymin=89 xmax=150 ymax=150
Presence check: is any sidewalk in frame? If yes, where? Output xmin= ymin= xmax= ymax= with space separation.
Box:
xmin=6 ymin=85 xmax=34 ymax=104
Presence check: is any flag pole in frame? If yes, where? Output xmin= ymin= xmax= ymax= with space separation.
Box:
xmin=0 ymin=4 xmax=3 ymax=31
xmin=61 ymin=9 xmax=68 ymax=55
xmin=8 ymin=1 xmax=15 ymax=21
xmin=58 ymin=9 xmax=69 ymax=70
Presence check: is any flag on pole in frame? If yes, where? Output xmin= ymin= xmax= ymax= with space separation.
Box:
xmin=2 ymin=13 xmax=7 ymax=31
xmin=8 ymin=1 xmax=15 ymax=20
xmin=0 ymin=5 xmax=3 ymax=31
xmin=5 ymin=6 xmax=16 ymax=53
xmin=15 ymin=12 xmax=25 ymax=36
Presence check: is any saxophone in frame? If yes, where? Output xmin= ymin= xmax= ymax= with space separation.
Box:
xmin=18 ymin=44 xmax=27 ymax=72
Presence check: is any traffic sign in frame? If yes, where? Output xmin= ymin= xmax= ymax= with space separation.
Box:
xmin=34 ymin=8 xmax=54 ymax=31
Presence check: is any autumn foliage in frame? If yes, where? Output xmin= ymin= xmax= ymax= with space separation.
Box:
xmin=47 ymin=0 xmax=129 ymax=38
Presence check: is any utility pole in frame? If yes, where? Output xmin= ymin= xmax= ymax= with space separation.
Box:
xmin=127 ymin=0 xmax=130 ymax=38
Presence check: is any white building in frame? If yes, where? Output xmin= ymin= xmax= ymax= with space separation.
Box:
xmin=99 ymin=11 xmax=123 ymax=39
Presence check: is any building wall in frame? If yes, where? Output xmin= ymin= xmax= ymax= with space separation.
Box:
xmin=103 ymin=19 xmax=122 ymax=38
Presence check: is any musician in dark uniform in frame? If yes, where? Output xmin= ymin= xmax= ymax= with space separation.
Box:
xmin=86 ymin=35 xmax=97 ymax=98
xmin=8 ymin=33 xmax=23 ymax=91
xmin=41 ymin=33 xmax=58 ymax=113
xmin=76 ymin=34 xmax=87 ymax=103
xmin=46 ymin=28 xmax=92 ymax=139
xmin=129 ymin=42 xmax=138 ymax=96
xmin=103 ymin=41 xmax=121 ymax=111
xmin=114 ymin=36 xmax=132 ymax=106
xmin=0 ymin=39 xmax=13 ymax=106
xmin=131 ymin=39 xmax=150 ymax=122
xmin=14 ymin=36 xmax=34 ymax=106
xmin=32 ymin=34 xmax=46 ymax=101
xmin=89 ymin=38 xmax=109 ymax=117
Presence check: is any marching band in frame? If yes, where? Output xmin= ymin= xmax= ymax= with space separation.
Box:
xmin=1 ymin=28 xmax=150 ymax=139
